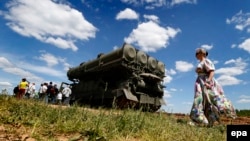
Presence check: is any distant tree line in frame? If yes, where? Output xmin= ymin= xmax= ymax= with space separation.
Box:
xmin=236 ymin=109 xmax=250 ymax=116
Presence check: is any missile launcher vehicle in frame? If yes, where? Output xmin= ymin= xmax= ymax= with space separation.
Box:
xmin=65 ymin=43 xmax=166 ymax=111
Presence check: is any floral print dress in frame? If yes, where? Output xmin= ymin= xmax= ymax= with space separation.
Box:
xmin=190 ymin=58 xmax=236 ymax=124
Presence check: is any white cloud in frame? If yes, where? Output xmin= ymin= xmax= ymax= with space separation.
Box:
xmin=35 ymin=52 xmax=70 ymax=71
xmin=215 ymin=57 xmax=247 ymax=86
xmin=2 ymin=0 xmax=97 ymax=51
xmin=239 ymin=95 xmax=250 ymax=99
xmin=226 ymin=10 xmax=250 ymax=33
xmin=116 ymin=8 xmax=139 ymax=20
xmin=170 ymin=88 xmax=177 ymax=92
xmin=121 ymin=0 xmax=197 ymax=9
xmin=200 ymin=44 xmax=213 ymax=50
xmin=216 ymin=67 xmax=245 ymax=76
xmin=216 ymin=75 xmax=242 ymax=86
xmin=0 ymin=57 xmax=12 ymax=68
xmin=163 ymin=68 xmax=176 ymax=85
xmin=237 ymin=99 xmax=250 ymax=104
xmin=0 ymin=82 xmax=12 ymax=87
xmin=0 ymin=57 xmax=43 ymax=83
xmin=121 ymin=0 xmax=139 ymax=4
xmin=0 ymin=49 xmax=71 ymax=89
xmin=224 ymin=58 xmax=247 ymax=67
xmin=62 ymin=61 xmax=71 ymax=71
xmin=38 ymin=53 xmax=59 ymax=67
xmin=216 ymin=57 xmax=247 ymax=76
xmin=213 ymin=60 xmax=219 ymax=65
xmin=182 ymin=101 xmax=192 ymax=105
xmin=163 ymin=75 xmax=172 ymax=85
xmin=121 ymin=0 xmax=166 ymax=8
xmin=239 ymin=38 xmax=250 ymax=53
xmin=164 ymin=89 xmax=171 ymax=98
xmin=143 ymin=14 xmax=159 ymax=23
xmin=231 ymin=44 xmax=237 ymax=48
xmin=167 ymin=69 xmax=177 ymax=75
xmin=170 ymin=0 xmax=197 ymax=6
xmin=45 ymin=37 xmax=78 ymax=51
xmin=175 ymin=61 xmax=194 ymax=72
xmin=125 ymin=21 xmax=180 ymax=52
xmin=237 ymin=95 xmax=250 ymax=104
xmin=19 ymin=62 xmax=66 ymax=78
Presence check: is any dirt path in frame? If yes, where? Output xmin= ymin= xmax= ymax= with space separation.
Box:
xmin=170 ymin=113 xmax=250 ymax=125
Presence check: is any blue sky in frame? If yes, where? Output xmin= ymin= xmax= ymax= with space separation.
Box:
xmin=0 ymin=0 xmax=250 ymax=113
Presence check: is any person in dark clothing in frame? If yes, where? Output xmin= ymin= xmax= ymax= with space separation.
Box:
xmin=50 ymin=84 xmax=59 ymax=104
xmin=46 ymin=82 xmax=53 ymax=103
xmin=54 ymin=84 xmax=59 ymax=94
xmin=13 ymin=85 xmax=19 ymax=97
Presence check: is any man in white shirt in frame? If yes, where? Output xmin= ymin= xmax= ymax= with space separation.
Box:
xmin=56 ymin=92 xmax=62 ymax=105
xmin=28 ymin=83 xmax=36 ymax=98
xmin=62 ymin=85 xmax=72 ymax=106
xmin=40 ymin=83 xmax=48 ymax=103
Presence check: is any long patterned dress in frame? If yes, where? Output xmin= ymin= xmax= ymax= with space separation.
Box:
xmin=190 ymin=58 xmax=236 ymax=124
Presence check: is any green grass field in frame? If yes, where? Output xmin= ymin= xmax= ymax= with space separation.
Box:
xmin=0 ymin=95 xmax=227 ymax=141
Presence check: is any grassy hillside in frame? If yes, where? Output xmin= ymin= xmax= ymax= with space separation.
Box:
xmin=0 ymin=95 xmax=227 ymax=141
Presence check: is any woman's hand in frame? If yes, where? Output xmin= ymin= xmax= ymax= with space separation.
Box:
xmin=204 ymin=80 xmax=212 ymax=89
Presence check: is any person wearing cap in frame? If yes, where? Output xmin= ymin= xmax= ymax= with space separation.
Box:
xmin=189 ymin=48 xmax=236 ymax=126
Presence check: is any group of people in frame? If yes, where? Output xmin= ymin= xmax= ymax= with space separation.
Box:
xmin=13 ymin=79 xmax=72 ymax=106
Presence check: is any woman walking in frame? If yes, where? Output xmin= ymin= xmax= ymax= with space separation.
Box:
xmin=190 ymin=48 xmax=236 ymax=126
